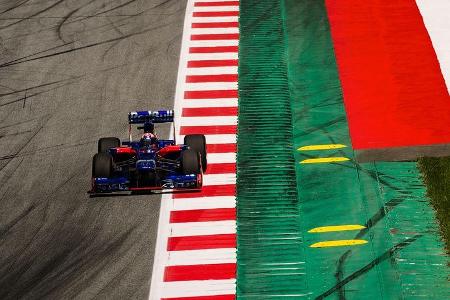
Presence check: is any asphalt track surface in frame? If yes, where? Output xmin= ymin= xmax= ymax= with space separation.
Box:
xmin=0 ymin=0 xmax=186 ymax=298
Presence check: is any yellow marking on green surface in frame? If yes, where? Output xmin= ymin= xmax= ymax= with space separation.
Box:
xmin=310 ymin=240 xmax=368 ymax=248
xmin=298 ymin=144 xmax=347 ymax=151
xmin=300 ymin=157 xmax=350 ymax=164
xmin=308 ymin=225 xmax=366 ymax=233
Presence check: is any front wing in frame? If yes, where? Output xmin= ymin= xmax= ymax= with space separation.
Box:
xmin=89 ymin=173 xmax=202 ymax=195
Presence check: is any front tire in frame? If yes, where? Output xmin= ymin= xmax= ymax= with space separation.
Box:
xmin=181 ymin=150 xmax=201 ymax=174
xmin=98 ymin=137 xmax=120 ymax=153
xmin=92 ymin=153 xmax=113 ymax=178
xmin=184 ymin=134 xmax=207 ymax=172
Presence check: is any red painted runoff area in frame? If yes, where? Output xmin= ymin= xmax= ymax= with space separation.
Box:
xmin=167 ymin=234 xmax=236 ymax=251
xmin=164 ymin=263 xmax=236 ymax=281
xmin=325 ymin=0 xmax=450 ymax=150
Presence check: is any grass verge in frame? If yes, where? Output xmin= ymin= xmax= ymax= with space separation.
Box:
xmin=418 ymin=157 xmax=450 ymax=254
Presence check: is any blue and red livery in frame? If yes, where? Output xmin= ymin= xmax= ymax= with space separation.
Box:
xmin=89 ymin=110 xmax=207 ymax=195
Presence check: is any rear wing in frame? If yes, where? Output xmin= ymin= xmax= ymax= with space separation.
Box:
xmin=127 ymin=110 xmax=176 ymax=143
xmin=128 ymin=110 xmax=174 ymax=124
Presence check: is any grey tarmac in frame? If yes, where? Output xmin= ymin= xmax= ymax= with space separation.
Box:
xmin=0 ymin=0 xmax=186 ymax=298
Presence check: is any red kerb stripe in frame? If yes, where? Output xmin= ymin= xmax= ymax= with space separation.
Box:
xmin=173 ymin=184 xmax=235 ymax=198
xmin=164 ymin=263 xmax=236 ymax=281
xmin=186 ymin=74 xmax=237 ymax=83
xmin=194 ymin=1 xmax=239 ymax=7
xmin=188 ymin=60 xmax=238 ymax=68
xmin=189 ymin=46 xmax=238 ymax=53
xmin=192 ymin=22 xmax=238 ymax=28
xmin=193 ymin=11 xmax=239 ymax=17
xmin=180 ymin=125 xmax=237 ymax=135
xmin=167 ymin=234 xmax=236 ymax=251
xmin=170 ymin=208 xmax=236 ymax=223
xmin=207 ymin=143 xmax=236 ymax=153
xmin=184 ymin=90 xmax=237 ymax=99
xmin=191 ymin=33 xmax=239 ymax=41
xmin=162 ymin=295 xmax=235 ymax=300
xmin=182 ymin=107 xmax=238 ymax=117
xmin=206 ymin=163 xmax=236 ymax=174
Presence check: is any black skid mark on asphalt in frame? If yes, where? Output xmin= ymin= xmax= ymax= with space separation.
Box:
xmin=0 ymin=117 xmax=40 ymax=130
xmin=165 ymin=32 xmax=182 ymax=57
xmin=152 ymin=0 xmax=178 ymax=10
xmin=100 ymin=12 xmax=130 ymax=61
xmin=56 ymin=5 xmax=84 ymax=43
xmin=0 ymin=204 xmax=36 ymax=240
xmin=0 ymin=78 xmax=72 ymax=98
xmin=0 ymin=221 xmax=137 ymax=299
xmin=316 ymin=235 xmax=422 ymax=300
xmin=62 ymin=0 xmax=141 ymax=27
xmin=0 ymin=80 xmax=77 ymax=107
xmin=0 ymin=114 xmax=52 ymax=173
xmin=0 ymin=40 xmax=74 ymax=67
xmin=0 ymin=139 xmax=96 ymax=163
xmin=0 ymin=20 xmax=179 ymax=68
xmin=0 ymin=0 xmax=67 ymax=30
xmin=0 ymin=0 xmax=32 ymax=17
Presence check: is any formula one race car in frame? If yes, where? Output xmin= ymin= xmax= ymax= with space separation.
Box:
xmin=89 ymin=110 xmax=206 ymax=195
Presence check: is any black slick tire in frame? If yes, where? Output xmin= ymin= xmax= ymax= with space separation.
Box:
xmin=184 ymin=134 xmax=207 ymax=172
xmin=181 ymin=150 xmax=201 ymax=174
xmin=98 ymin=137 xmax=120 ymax=153
xmin=92 ymin=153 xmax=113 ymax=178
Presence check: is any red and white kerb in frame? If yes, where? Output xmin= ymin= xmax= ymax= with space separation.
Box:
xmin=150 ymin=0 xmax=239 ymax=299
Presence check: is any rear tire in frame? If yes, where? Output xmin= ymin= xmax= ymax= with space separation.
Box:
xmin=181 ymin=150 xmax=201 ymax=174
xmin=98 ymin=137 xmax=120 ymax=153
xmin=92 ymin=153 xmax=113 ymax=178
xmin=184 ymin=134 xmax=207 ymax=172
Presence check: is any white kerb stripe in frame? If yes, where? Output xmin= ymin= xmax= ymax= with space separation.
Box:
xmin=189 ymin=39 xmax=238 ymax=47
xmin=207 ymin=152 xmax=236 ymax=163
xmin=192 ymin=16 xmax=239 ymax=23
xmin=169 ymin=220 xmax=236 ymax=237
xmin=161 ymin=279 xmax=236 ymax=298
xmin=191 ymin=27 xmax=239 ymax=35
xmin=185 ymin=82 xmax=237 ymax=91
xmin=193 ymin=7 xmax=239 ymax=12
xmin=179 ymin=134 xmax=237 ymax=144
xmin=203 ymin=173 xmax=236 ymax=185
xmin=186 ymin=67 xmax=238 ymax=76
xmin=181 ymin=98 xmax=238 ymax=108
xmin=172 ymin=196 xmax=236 ymax=211
xmin=166 ymin=248 xmax=236 ymax=266
xmin=188 ymin=52 xmax=238 ymax=61
xmin=416 ymin=0 xmax=450 ymax=93
xmin=180 ymin=116 xmax=237 ymax=126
